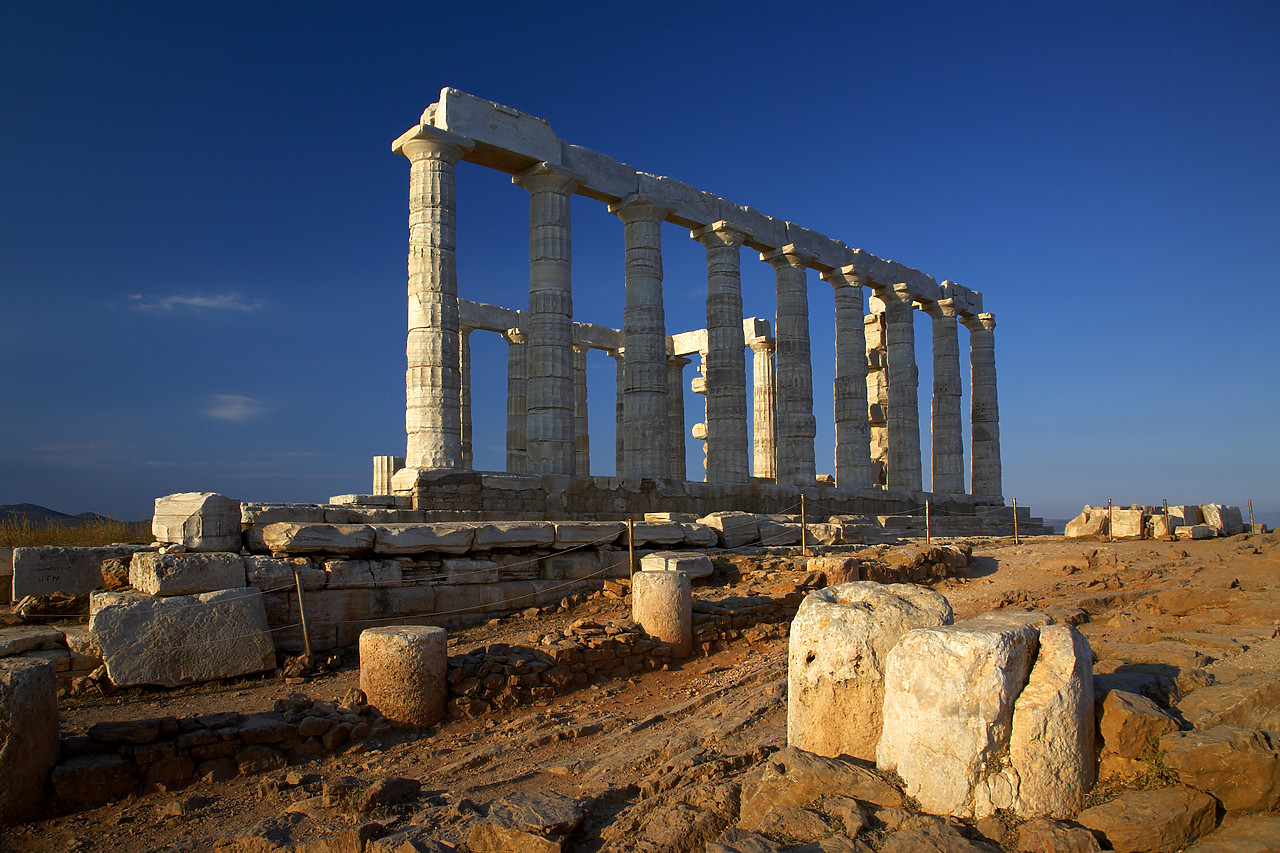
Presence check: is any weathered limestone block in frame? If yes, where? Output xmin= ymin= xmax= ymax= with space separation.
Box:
xmin=128 ymin=552 xmax=246 ymax=596
xmin=788 ymin=582 xmax=953 ymax=761
xmin=11 ymin=545 xmax=149 ymax=598
xmin=629 ymin=521 xmax=685 ymax=546
xmin=551 ymin=521 xmax=625 ymax=549
xmin=1100 ymin=690 xmax=1181 ymax=760
xmin=877 ymin=611 xmax=1046 ymax=818
xmin=0 ymin=625 xmax=65 ymax=657
xmin=243 ymin=556 xmax=326 ymax=591
xmin=0 ymin=658 xmax=59 ymax=826
xmin=645 ymin=512 xmax=698 ymax=524
xmin=1161 ymin=726 xmax=1280 ymax=812
xmin=89 ymin=589 xmax=275 ymax=688
xmin=1002 ymin=624 xmax=1095 ymax=818
xmin=1201 ymin=504 xmax=1244 ymax=536
xmin=1109 ymin=509 xmax=1146 ymax=539
xmin=680 ymin=523 xmax=719 ymax=548
xmin=322 ymin=559 xmax=402 ymax=589
xmin=1176 ymin=524 xmax=1215 ymax=540
xmin=758 ymin=520 xmax=801 ymax=546
xmin=640 ymin=552 xmax=713 ymax=579
xmin=699 ymin=511 xmax=761 ymax=547
xmin=632 ymin=570 xmax=692 ymax=658
xmin=806 ymin=556 xmax=862 ymax=585
xmin=468 ymin=790 xmax=583 ymax=853
xmin=442 ymin=559 xmax=500 ymax=584
xmin=372 ymin=523 xmax=475 ymax=555
xmin=806 ymin=523 xmax=842 ymax=545
xmin=1147 ymin=515 xmax=1176 ymax=540
xmin=261 ymin=523 xmax=374 ymax=555
xmin=359 ymin=625 xmax=447 ymax=727
xmin=1170 ymin=505 xmax=1204 ymax=527
xmin=539 ymin=552 xmax=601 ymax=581
xmin=239 ymin=503 xmax=327 ymax=525
xmin=1177 ymin=673 xmax=1280 ymax=732
xmin=1076 ymin=787 xmax=1217 ymax=853
xmin=1064 ymin=510 xmax=1107 ymax=539
xmin=152 ymin=492 xmax=241 ymax=551
xmin=472 ymin=522 xmax=554 ymax=550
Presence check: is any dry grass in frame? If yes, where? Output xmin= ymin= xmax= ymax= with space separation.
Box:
xmin=0 ymin=515 xmax=152 ymax=548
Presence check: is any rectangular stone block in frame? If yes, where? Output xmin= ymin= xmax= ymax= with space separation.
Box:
xmin=372 ymin=523 xmax=476 ymax=555
xmin=629 ymin=522 xmax=684 ymax=547
xmin=433 ymin=87 xmax=562 ymax=166
xmin=0 ymin=625 xmax=66 ymax=657
xmin=758 ymin=520 xmax=802 ymax=546
xmin=11 ymin=545 xmax=150 ymax=599
xmin=261 ymin=523 xmax=375 ymax=556
xmin=560 ymin=142 xmax=638 ymax=202
xmin=1176 ymin=525 xmax=1215 ymax=540
xmin=152 ymin=493 xmax=241 ymax=552
xmin=1201 ymin=504 xmax=1244 ymax=536
xmin=552 ymin=522 xmax=625 ymax=549
xmin=698 ymin=512 xmax=761 ymax=548
xmin=129 ymin=552 xmax=247 ymax=596
xmin=639 ymin=552 xmax=713 ymax=579
xmin=244 ymin=556 xmax=326 ymax=592
xmin=239 ymin=503 xmax=327 ymax=525
xmin=680 ymin=524 xmax=718 ymax=548
xmin=472 ymin=522 xmax=554 ymax=551
xmin=442 ymin=559 xmax=500 ymax=584
xmin=1 ymin=547 xmax=12 ymax=604
xmin=540 ymin=552 xmax=601 ymax=581
xmin=89 ymin=588 xmax=275 ymax=688
xmin=322 ymin=559 xmax=402 ymax=589
xmin=1108 ymin=509 xmax=1146 ymax=539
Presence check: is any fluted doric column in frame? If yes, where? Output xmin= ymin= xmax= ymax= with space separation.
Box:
xmin=667 ymin=355 xmax=690 ymax=481
xmin=513 ymin=162 xmax=583 ymax=476
xmin=502 ymin=328 xmax=528 ymax=473
xmin=459 ymin=325 xmax=474 ymax=470
xmin=761 ymin=245 xmax=817 ymax=486
xmin=924 ymin=299 xmax=964 ymax=494
xmin=610 ymin=347 xmax=624 ymax=476
xmin=692 ymin=222 xmax=751 ymax=483
xmin=609 ymin=194 xmax=672 ymax=479
xmin=822 ymin=267 xmax=873 ymax=489
xmin=747 ymin=338 xmax=776 ymax=480
xmin=878 ymin=284 xmax=923 ymax=492
xmin=394 ymin=126 xmax=473 ymax=469
xmin=964 ymin=312 xmax=1002 ymax=498
xmin=573 ymin=344 xmax=590 ymax=476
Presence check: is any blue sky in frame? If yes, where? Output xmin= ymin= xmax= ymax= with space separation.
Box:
xmin=2 ymin=1 xmax=1277 ymax=524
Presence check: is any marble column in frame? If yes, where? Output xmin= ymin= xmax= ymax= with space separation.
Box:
xmin=878 ymin=284 xmax=923 ymax=492
xmin=691 ymin=221 xmax=750 ymax=484
xmin=513 ymin=162 xmax=583 ymax=476
xmin=761 ymin=245 xmax=817 ymax=486
xmin=608 ymin=194 xmax=672 ymax=479
xmin=821 ymin=267 xmax=873 ymax=490
xmin=667 ymin=355 xmax=690 ymax=481
xmin=964 ymin=312 xmax=1003 ymax=498
xmin=503 ymin=328 xmax=528 ymax=473
xmin=610 ymin=347 xmax=625 ymax=476
xmin=573 ymin=344 xmax=590 ymax=477
xmin=747 ymin=338 xmax=777 ymax=481
xmin=459 ymin=325 xmax=473 ymax=470
xmin=924 ymin=300 xmax=964 ymax=494
xmin=394 ymin=126 xmax=473 ymax=469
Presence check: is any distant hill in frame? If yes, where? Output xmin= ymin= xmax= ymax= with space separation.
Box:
xmin=0 ymin=503 xmax=122 ymax=526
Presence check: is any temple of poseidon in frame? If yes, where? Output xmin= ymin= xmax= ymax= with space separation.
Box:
xmin=375 ymin=88 xmax=1028 ymax=528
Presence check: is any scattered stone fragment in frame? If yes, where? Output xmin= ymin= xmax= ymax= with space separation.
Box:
xmin=1160 ymin=725 xmax=1280 ymax=812
xmin=1076 ymin=786 xmax=1218 ymax=853
xmin=1014 ymin=817 xmax=1102 ymax=852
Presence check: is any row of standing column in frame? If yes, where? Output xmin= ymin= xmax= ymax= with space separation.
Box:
xmin=398 ymin=127 xmax=1000 ymax=496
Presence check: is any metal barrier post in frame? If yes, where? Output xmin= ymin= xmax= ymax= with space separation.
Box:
xmin=293 ymin=568 xmax=313 ymax=660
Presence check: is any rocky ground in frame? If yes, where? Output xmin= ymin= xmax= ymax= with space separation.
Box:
xmin=5 ymin=531 xmax=1280 ymax=853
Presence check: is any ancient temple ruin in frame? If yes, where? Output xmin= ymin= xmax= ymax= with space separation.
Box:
xmin=379 ymin=89 xmax=1008 ymax=520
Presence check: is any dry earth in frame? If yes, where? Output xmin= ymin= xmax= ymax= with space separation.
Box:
xmin=5 ymin=532 xmax=1280 ymax=852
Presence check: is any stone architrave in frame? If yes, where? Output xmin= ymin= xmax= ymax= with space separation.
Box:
xmin=822 ymin=267 xmax=873 ymax=490
xmin=877 ymin=611 xmax=1046 ymax=818
xmin=393 ymin=125 xmax=474 ymax=470
xmin=876 ymin=285 xmax=923 ymax=493
xmin=787 ymin=582 xmax=954 ymax=761
xmin=632 ymin=570 xmax=692 ymax=658
xmin=359 ymin=625 xmax=448 ymax=727
xmin=503 ymin=328 xmax=529 ymax=473
xmin=90 ymin=589 xmax=276 ymax=688
xmin=924 ymin=298 xmax=965 ymax=495
xmin=609 ymin=194 xmax=672 ymax=480
xmin=513 ymin=162 xmax=583 ymax=477
xmin=459 ymin=325 xmax=474 ymax=470
xmin=572 ymin=344 xmax=590 ymax=476
xmin=0 ymin=658 xmax=59 ymax=826
xmin=762 ymin=245 xmax=818 ymax=486
xmin=964 ymin=313 xmax=1002 ymax=498
xmin=692 ymin=222 xmax=751 ymax=484
xmin=748 ymin=337 xmax=777 ymax=481
xmin=667 ymin=355 xmax=690 ymax=481
xmin=152 ymin=492 xmax=241 ymax=552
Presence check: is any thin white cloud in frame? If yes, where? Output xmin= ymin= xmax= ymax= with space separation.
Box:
xmin=206 ymin=394 xmax=267 ymax=421
xmin=129 ymin=291 xmax=264 ymax=313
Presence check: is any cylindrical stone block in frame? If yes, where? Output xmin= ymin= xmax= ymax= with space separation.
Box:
xmin=632 ymin=569 xmax=693 ymax=658
xmin=359 ymin=625 xmax=448 ymax=727
xmin=787 ymin=582 xmax=952 ymax=761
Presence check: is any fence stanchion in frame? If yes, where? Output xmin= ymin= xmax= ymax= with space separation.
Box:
xmin=1107 ymin=499 xmax=1114 ymax=542
xmin=293 ymin=568 xmax=313 ymax=660
xmin=1249 ymin=500 xmax=1255 ymax=532
xmin=1012 ymin=498 xmax=1019 ymax=545
xmin=628 ymin=519 xmax=636 ymax=577
xmin=925 ymin=500 xmax=931 ymax=545
xmin=801 ymin=493 xmax=809 ymax=557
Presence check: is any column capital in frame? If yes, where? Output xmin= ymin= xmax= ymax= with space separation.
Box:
xmin=963 ymin=312 xmax=997 ymax=333
xmin=666 ymin=353 xmax=692 ymax=368
xmin=691 ymin=220 xmax=749 ymax=249
xmin=874 ymin=282 xmax=917 ymax=306
xmin=573 ymin=342 xmax=591 ymax=355
xmin=512 ymin=161 xmax=584 ymax=196
xmin=609 ymin=345 xmax=625 ymax=360
xmin=922 ymin=298 xmax=960 ymax=320
xmin=392 ymin=125 xmax=474 ymax=163
xmin=760 ymin=243 xmax=817 ymax=271
xmin=820 ymin=265 xmax=873 ymax=289
xmin=747 ymin=336 xmax=776 ymax=354
xmin=608 ymin=193 xmax=672 ymax=224
xmin=502 ymin=327 xmax=527 ymax=345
